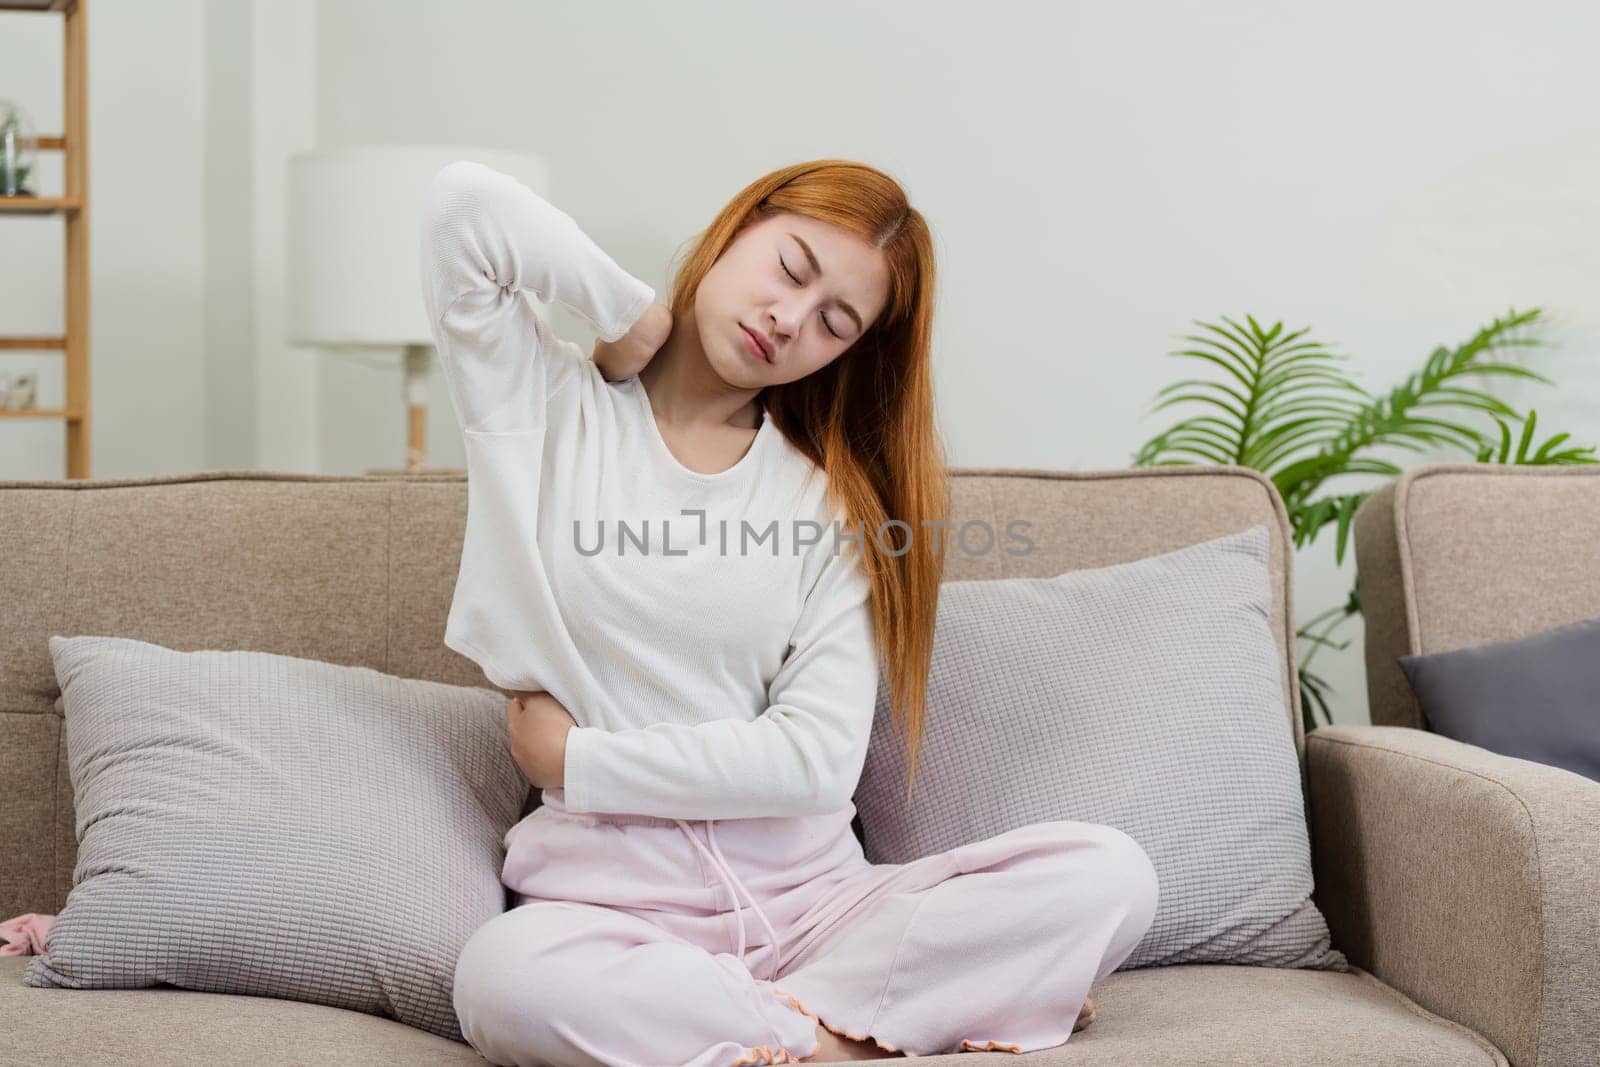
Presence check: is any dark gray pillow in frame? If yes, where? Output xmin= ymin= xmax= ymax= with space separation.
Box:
xmin=27 ymin=634 xmax=529 ymax=1043
xmin=1398 ymin=615 xmax=1600 ymax=782
xmin=853 ymin=524 xmax=1346 ymax=971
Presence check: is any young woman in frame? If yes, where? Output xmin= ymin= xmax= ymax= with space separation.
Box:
xmin=420 ymin=159 xmax=1156 ymax=1066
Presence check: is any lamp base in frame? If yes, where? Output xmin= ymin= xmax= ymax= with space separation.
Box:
xmin=403 ymin=343 xmax=432 ymax=472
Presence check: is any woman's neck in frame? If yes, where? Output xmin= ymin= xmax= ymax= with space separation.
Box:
xmin=639 ymin=308 xmax=764 ymax=432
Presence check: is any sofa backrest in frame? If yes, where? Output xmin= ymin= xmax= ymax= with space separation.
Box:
xmin=1354 ymin=462 xmax=1600 ymax=730
xmin=0 ymin=465 xmax=1300 ymax=918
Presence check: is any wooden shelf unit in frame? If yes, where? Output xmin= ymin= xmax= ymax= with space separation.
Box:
xmin=1 ymin=0 xmax=90 ymax=477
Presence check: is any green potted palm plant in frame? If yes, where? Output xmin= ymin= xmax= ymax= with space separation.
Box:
xmin=1132 ymin=307 xmax=1598 ymax=733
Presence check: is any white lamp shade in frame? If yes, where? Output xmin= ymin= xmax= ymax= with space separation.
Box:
xmin=287 ymin=144 xmax=551 ymax=347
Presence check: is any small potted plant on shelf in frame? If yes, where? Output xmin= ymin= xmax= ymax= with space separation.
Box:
xmin=1 ymin=98 xmax=39 ymax=197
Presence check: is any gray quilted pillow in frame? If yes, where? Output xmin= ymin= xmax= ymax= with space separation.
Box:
xmin=27 ymin=634 xmax=529 ymax=1043
xmin=852 ymin=524 xmax=1346 ymax=971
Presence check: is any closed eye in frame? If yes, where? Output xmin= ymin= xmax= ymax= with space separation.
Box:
xmin=780 ymin=254 xmax=842 ymax=340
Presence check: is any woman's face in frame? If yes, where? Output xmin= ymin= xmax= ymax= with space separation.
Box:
xmin=693 ymin=211 xmax=892 ymax=387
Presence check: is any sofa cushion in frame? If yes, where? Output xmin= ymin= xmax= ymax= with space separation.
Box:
xmin=0 ymin=955 xmax=1504 ymax=1065
xmin=1067 ymin=962 xmax=1506 ymax=1065
xmin=22 ymin=635 xmax=529 ymax=1044
xmin=853 ymin=524 xmax=1345 ymax=970
xmin=1398 ymin=614 xmax=1600 ymax=782
xmin=2 ymin=954 xmax=484 ymax=1065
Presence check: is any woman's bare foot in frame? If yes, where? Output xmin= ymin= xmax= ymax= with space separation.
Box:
xmin=802 ymin=1020 xmax=905 ymax=1061
xmin=800 ymin=998 xmax=1094 ymax=1060
xmin=1073 ymin=995 xmax=1096 ymax=1033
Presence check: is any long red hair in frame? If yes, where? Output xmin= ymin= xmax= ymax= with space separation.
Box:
xmin=663 ymin=159 xmax=949 ymax=805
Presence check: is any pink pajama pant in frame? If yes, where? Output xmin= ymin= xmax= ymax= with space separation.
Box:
xmin=453 ymin=789 xmax=1158 ymax=1066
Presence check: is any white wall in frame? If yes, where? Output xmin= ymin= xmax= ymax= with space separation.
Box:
xmin=202 ymin=0 xmax=256 ymax=469
xmin=4 ymin=0 xmax=1599 ymax=724
xmin=245 ymin=0 xmax=318 ymax=473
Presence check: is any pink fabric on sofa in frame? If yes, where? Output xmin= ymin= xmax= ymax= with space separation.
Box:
xmin=0 ymin=912 xmax=55 ymax=956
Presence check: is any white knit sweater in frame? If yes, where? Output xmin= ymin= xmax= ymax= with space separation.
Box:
xmin=418 ymin=160 xmax=880 ymax=820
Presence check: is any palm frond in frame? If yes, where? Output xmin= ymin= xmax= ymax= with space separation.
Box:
xmin=1133 ymin=314 xmax=1365 ymax=470
xmin=1298 ymin=665 xmax=1335 ymax=732
xmin=1475 ymin=409 xmax=1599 ymax=464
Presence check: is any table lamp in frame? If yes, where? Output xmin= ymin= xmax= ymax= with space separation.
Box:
xmin=287 ymin=144 xmax=551 ymax=472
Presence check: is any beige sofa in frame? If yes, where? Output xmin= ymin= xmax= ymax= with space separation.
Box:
xmin=1 ymin=464 xmax=1571 ymax=1065
xmin=1345 ymin=461 xmax=1600 ymax=1067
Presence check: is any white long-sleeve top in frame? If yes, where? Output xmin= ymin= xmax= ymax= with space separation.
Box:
xmin=417 ymin=160 xmax=881 ymax=821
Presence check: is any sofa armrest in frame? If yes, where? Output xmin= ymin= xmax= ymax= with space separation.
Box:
xmin=1307 ymin=724 xmax=1600 ymax=1067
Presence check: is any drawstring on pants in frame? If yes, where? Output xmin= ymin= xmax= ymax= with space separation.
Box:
xmin=675 ymin=818 xmax=783 ymax=983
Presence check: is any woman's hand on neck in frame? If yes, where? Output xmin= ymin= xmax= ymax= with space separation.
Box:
xmin=591 ymin=302 xmax=673 ymax=383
